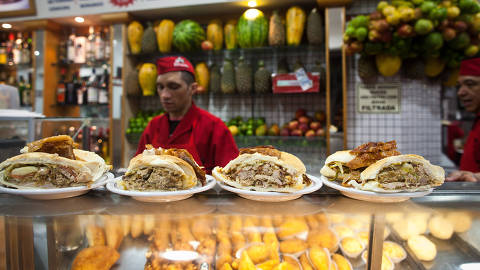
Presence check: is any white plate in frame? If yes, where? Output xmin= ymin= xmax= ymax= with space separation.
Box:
xmin=0 ymin=172 xmax=114 ymax=200
xmin=217 ymin=174 xmax=322 ymax=202
xmin=320 ymin=175 xmax=433 ymax=203
xmin=106 ymin=175 xmax=216 ymax=203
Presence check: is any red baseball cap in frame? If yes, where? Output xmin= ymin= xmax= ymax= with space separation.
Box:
xmin=156 ymin=56 xmax=195 ymax=76
xmin=460 ymin=57 xmax=480 ymax=76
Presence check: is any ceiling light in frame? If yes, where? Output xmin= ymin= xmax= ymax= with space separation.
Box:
xmin=247 ymin=0 xmax=257 ymax=7
xmin=74 ymin=17 xmax=85 ymax=23
xmin=2 ymin=23 xmax=12 ymax=29
xmin=245 ymin=8 xmax=261 ymax=20
xmin=34 ymin=51 xmax=40 ymax=56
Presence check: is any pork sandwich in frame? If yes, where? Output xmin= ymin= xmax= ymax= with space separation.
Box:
xmin=347 ymin=154 xmax=445 ymax=192
xmin=122 ymin=153 xmax=199 ymax=191
xmin=0 ymin=136 xmax=109 ymax=189
xmin=212 ymin=146 xmax=311 ymax=192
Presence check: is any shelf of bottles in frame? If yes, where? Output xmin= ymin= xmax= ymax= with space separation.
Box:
xmin=55 ymin=26 xmax=111 ymax=110
xmin=0 ymin=30 xmax=34 ymax=109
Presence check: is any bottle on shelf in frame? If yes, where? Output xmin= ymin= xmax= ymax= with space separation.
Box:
xmin=94 ymin=28 xmax=104 ymax=61
xmin=17 ymin=75 xmax=25 ymax=106
xmin=103 ymin=128 xmax=110 ymax=163
xmin=104 ymin=27 xmax=111 ymax=60
xmin=67 ymin=29 xmax=76 ymax=63
xmin=66 ymin=72 xmax=79 ymax=105
xmin=74 ymin=35 xmax=86 ymax=64
xmin=21 ymin=32 xmax=31 ymax=65
xmin=57 ymin=69 xmax=66 ymax=105
xmin=0 ymin=32 xmax=7 ymax=65
xmin=98 ymin=69 xmax=109 ymax=104
xmin=87 ymin=68 xmax=99 ymax=104
xmin=86 ymin=26 xmax=96 ymax=66
xmin=77 ymin=75 xmax=87 ymax=105
xmin=23 ymin=72 xmax=32 ymax=106
xmin=12 ymin=32 xmax=22 ymax=65
xmin=7 ymin=33 xmax=14 ymax=65
xmin=58 ymin=31 xmax=67 ymax=64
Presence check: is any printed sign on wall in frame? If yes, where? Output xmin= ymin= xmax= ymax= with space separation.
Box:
xmin=357 ymin=83 xmax=401 ymax=113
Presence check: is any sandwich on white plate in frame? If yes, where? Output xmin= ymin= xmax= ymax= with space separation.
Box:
xmin=212 ymin=146 xmax=311 ymax=193
xmin=121 ymin=145 xmax=206 ymax=191
xmin=0 ymin=135 xmax=110 ymax=189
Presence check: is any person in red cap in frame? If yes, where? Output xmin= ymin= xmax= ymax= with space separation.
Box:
xmin=135 ymin=56 xmax=239 ymax=173
xmin=446 ymin=57 xmax=480 ymax=182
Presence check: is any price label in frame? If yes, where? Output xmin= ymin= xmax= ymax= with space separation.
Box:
xmin=295 ymin=68 xmax=313 ymax=91
xmin=357 ymin=84 xmax=401 ymax=113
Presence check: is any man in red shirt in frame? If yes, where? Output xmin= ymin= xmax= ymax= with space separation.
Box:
xmin=446 ymin=58 xmax=480 ymax=182
xmin=135 ymin=56 xmax=239 ymax=173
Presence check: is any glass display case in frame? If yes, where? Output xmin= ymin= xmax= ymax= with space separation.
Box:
xmin=0 ymin=185 xmax=478 ymax=270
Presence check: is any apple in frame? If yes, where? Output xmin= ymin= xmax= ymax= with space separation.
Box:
xmin=314 ymin=110 xmax=326 ymax=122
xmin=268 ymin=124 xmax=280 ymax=136
xmin=288 ymin=120 xmax=299 ymax=131
xmin=295 ymin=108 xmax=306 ymax=119
xmin=298 ymin=116 xmax=310 ymax=125
xmin=280 ymin=128 xmax=290 ymax=137
xmin=291 ymin=129 xmax=303 ymax=136
xmin=299 ymin=123 xmax=309 ymax=134
xmin=454 ymin=21 xmax=468 ymax=32
xmin=305 ymin=130 xmax=316 ymax=138
xmin=310 ymin=121 xmax=321 ymax=131
xmin=443 ymin=28 xmax=456 ymax=41
xmin=316 ymin=128 xmax=325 ymax=137
xmin=201 ymin=40 xmax=213 ymax=50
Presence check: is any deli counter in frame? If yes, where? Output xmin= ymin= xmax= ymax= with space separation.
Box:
xmin=0 ymin=183 xmax=479 ymax=270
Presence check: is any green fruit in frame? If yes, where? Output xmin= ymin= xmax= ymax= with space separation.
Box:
xmin=141 ymin=22 xmax=157 ymax=54
xmin=424 ymin=32 xmax=444 ymax=51
xmin=246 ymin=129 xmax=254 ymax=136
xmin=414 ymin=19 xmax=434 ymax=35
xmin=210 ymin=64 xmax=221 ymax=94
xmin=420 ymin=1 xmax=436 ymax=14
xmin=412 ymin=0 xmax=424 ymax=5
xmin=237 ymin=8 xmax=268 ymax=48
xmin=465 ymin=44 xmax=479 ymax=57
xmin=236 ymin=56 xmax=253 ymax=94
xmin=126 ymin=128 xmax=132 ymax=134
xmin=221 ymin=59 xmax=236 ymax=94
xmin=172 ymin=20 xmax=206 ymax=52
xmin=254 ymin=60 xmax=271 ymax=94
xmin=255 ymin=124 xmax=267 ymax=136
xmin=350 ymin=15 xmax=369 ymax=28
xmin=307 ymin=8 xmax=324 ymax=45
xmin=345 ymin=26 xmax=356 ymax=37
xmin=355 ymin=27 xmax=368 ymax=41
xmin=429 ymin=7 xmax=447 ymax=21
xmin=449 ymin=32 xmax=471 ymax=50
xmin=460 ymin=0 xmax=476 ymax=12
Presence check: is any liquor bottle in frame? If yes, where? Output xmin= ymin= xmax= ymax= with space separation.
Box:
xmin=57 ymin=31 xmax=67 ymax=65
xmin=7 ymin=33 xmax=14 ymax=65
xmin=12 ymin=32 xmax=22 ymax=65
xmin=86 ymin=26 xmax=95 ymax=66
xmin=57 ymin=70 xmax=66 ymax=105
xmin=23 ymin=73 xmax=32 ymax=106
xmin=74 ymin=36 xmax=86 ymax=64
xmin=17 ymin=75 xmax=25 ymax=106
xmin=0 ymin=33 xmax=7 ymax=65
xmin=21 ymin=32 xmax=31 ymax=65
xmin=104 ymin=27 xmax=111 ymax=60
xmin=67 ymin=29 xmax=76 ymax=63
xmin=94 ymin=28 xmax=104 ymax=61
xmin=66 ymin=72 xmax=79 ymax=105
xmin=98 ymin=69 xmax=109 ymax=104
xmin=102 ymin=128 xmax=110 ymax=163
xmin=87 ymin=68 xmax=98 ymax=104
xmin=97 ymin=127 xmax=105 ymax=157
xmin=77 ymin=76 xmax=87 ymax=105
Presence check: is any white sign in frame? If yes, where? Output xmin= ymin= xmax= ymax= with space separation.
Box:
xmin=357 ymin=83 xmax=400 ymax=113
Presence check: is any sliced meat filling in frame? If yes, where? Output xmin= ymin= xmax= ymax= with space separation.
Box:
xmin=4 ymin=164 xmax=80 ymax=187
xmin=327 ymin=162 xmax=362 ymax=184
xmin=122 ymin=167 xmax=183 ymax=191
xmin=376 ymin=163 xmax=432 ymax=190
xmin=229 ymin=162 xmax=294 ymax=188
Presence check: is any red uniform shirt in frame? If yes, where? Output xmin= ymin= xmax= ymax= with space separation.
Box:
xmin=135 ymin=103 xmax=239 ymax=173
xmin=460 ymin=114 xmax=480 ymax=172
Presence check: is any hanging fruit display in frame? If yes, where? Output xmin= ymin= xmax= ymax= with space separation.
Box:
xmin=127 ymin=21 xmax=144 ymax=55
xmin=207 ymin=19 xmax=224 ymax=50
xmin=237 ymin=8 xmax=268 ymax=48
xmin=142 ymin=22 xmax=157 ymax=54
xmin=269 ymin=10 xmax=286 ymax=46
xmin=345 ymin=0 xmax=480 ymax=78
xmin=157 ymin=19 xmax=175 ymax=53
xmin=286 ymin=6 xmax=307 ymax=46
xmin=307 ymin=8 xmax=324 ymax=45
xmin=195 ymin=62 xmax=210 ymax=94
xmin=138 ymin=63 xmax=157 ymax=96
xmin=224 ymin=20 xmax=238 ymax=50
xmin=172 ymin=20 xmax=206 ymax=52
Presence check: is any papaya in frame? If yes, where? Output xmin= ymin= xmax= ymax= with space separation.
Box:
xmin=224 ymin=20 xmax=237 ymax=50
xmin=207 ymin=19 xmax=223 ymax=50
xmin=195 ymin=62 xmax=210 ymax=94
xmin=425 ymin=57 xmax=446 ymax=77
xmin=286 ymin=6 xmax=307 ymax=46
xmin=127 ymin=21 xmax=143 ymax=55
xmin=138 ymin=63 xmax=157 ymax=96
xmin=157 ymin=19 xmax=175 ymax=53
xmin=375 ymin=54 xmax=402 ymax=77
xmin=269 ymin=10 xmax=285 ymax=46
